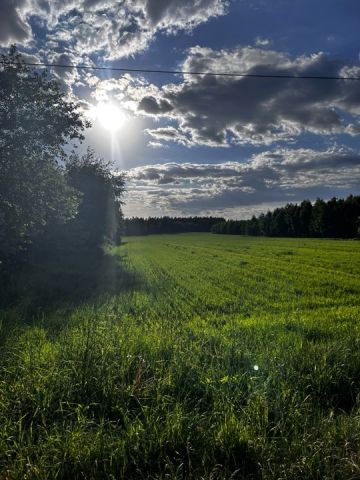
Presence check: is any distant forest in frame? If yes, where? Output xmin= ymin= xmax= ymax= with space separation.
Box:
xmin=211 ymin=196 xmax=360 ymax=238
xmin=124 ymin=196 xmax=360 ymax=238
xmin=122 ymin=217 xmax=225 ymax=235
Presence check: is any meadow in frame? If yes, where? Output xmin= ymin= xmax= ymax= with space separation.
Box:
xmin=1 ymin=233 xmax=360 ymax=479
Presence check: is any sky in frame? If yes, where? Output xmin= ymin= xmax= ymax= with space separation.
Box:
xmin=1 ymin=0 xmax=360 ymax=218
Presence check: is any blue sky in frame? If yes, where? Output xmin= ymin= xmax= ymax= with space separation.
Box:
xmin=1 ymin=0 xmax=360 ymax=218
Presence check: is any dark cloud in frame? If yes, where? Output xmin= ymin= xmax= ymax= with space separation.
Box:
xmin=134 ymin=47 xmax=360 ymax=146
xmin=47 ymin=52 xmax=82 ymax=86
xmin=143 ymin=0 xmax=228 ymax=29
xmin=158 ymin=175 xmax=177 ymax=184
xmin=138 ymin=96 xmax=173 ymax=114
xmin=135 ymin=167 xmax=160 ymax=181
xmin=0 ymin=0 xmax=31 ymax=44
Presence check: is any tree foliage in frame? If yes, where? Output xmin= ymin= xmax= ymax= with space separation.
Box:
xmin=211 ymin=196 xmax=360 ymax=238
xmin=22 ymin=149 xmax=126 ymax=305
xmin=0 ymin=47 xmax=127 ymax=304
xmin=65 ymin=148 xmax=125 ymax=251
xmin=0 ymin=46 xmax=89 ymax=262
xmin=123 ymin=216 xmax=225 ymax=236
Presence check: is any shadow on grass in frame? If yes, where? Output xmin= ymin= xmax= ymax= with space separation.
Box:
xmin=0 ymin=243 xmax=144 ymax=316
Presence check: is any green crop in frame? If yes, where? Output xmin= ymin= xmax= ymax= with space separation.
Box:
xmin=0 ymin=233 xmax=360 ymax=479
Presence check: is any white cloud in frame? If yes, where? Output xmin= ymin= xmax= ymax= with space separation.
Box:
xmin=135 ymin=46 xmax=360 ymax=146
xmin=144 ymin=126 xmax=191 ymax=146
xmin=123 ymin=146 xmax=360 ymax=217
xmin=148 ymin=141 xmax=165 ymax=148
xmin=255 ymin=37 xmax=271 ymax=46
xmin=0 ymin=0 xmax=229 ymax=60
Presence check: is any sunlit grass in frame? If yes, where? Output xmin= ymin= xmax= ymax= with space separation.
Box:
xmin=0 ymin=234 xmax=360 ymax=478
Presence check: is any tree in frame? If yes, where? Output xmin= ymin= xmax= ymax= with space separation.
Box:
xmin=0 ymin=46 xmax=89 ymax=265
xmin=211 ymin=196 xmax=360 ymax=238
xmin=309 ymin=198 xmax=327 ymax=237
xmin=65 ymin=148 xmax=125 ymax=253
xmin=299 ymin=200 xmax=312 ymax=237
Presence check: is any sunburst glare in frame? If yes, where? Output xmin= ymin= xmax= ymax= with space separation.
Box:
xmin=94 ymin=102 xmax=127 ymax=132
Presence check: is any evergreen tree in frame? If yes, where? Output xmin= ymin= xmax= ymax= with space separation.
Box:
xmin=211 ymin=196 xmax=360 ymax=239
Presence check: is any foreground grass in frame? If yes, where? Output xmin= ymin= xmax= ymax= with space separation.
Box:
xmin=1 ymin=234 xmax=360 ymax=479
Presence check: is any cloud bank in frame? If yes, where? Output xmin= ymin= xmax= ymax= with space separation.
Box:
xmin=0 ymin=0 xmax=228 ymax=58
xmin=123 ymin=146 xmax=360 ymax=217
xmin=136 ymin=46 xmax=360 ymax=146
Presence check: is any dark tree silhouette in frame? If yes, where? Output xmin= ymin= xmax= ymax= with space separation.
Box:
xmin=0 ymin=48 xmax=127 ymax=305
xmin=66 ymin=148 xmax=125 ymax=253
xmin=0 ymin=46 xmax=89 ymax=266
xmin=123 ymin=216 xmax=224 ymax=235
xmin=211 ymin=196 xmax=360 ymax=238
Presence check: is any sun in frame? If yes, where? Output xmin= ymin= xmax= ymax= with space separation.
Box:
xmin=95 ymin=102 xmax=127 ymax=132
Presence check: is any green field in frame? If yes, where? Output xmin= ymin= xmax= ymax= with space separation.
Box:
xmin=1 ymin=234 xmax=360 ymax=479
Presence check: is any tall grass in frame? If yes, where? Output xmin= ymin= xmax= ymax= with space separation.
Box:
xmin=0 ymin=234 xmax=360 ymax=479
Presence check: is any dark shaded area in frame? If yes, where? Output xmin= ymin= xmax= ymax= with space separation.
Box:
xmin=0 ymin=46 xmax=88 ymax=268
xmin=0 ymin=46 xmax=128 ymax=311
xmin=211 ymin=196 xmax=360 ymax=238
xmin=2 ymin=244 xmax=138 ymax=314
xmin=123 ymin=216 xmax=225 ymax=235
xmin=0 ymin=148 xmax=129 ymax=311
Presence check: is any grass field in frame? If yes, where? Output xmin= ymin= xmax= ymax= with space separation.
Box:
xmin=1 ymin=233 xmax=360 ymax=479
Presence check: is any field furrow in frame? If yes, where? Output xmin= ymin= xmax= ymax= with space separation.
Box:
xmin=1 ymin=233 xmax=360 ymax=479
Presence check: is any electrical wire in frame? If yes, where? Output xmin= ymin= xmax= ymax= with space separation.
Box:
xmin=2 ymin=60 xmax=360 ymax=81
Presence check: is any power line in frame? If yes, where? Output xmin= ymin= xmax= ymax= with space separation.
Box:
xmin=3 ymin=60 xmax=360 ymax=81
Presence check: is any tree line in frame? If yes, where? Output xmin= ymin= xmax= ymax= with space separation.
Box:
xmin=211 ymin=196 xmax=360 ymax=238
xmin=122 ymin=216 xmax=225 ymax=235
xmin=0 ymin=46 xmax=125 ymax=305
